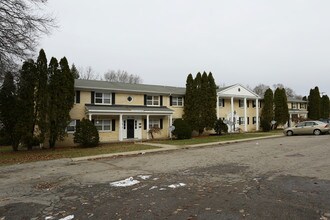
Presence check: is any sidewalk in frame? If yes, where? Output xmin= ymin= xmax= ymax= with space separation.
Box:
xmin=72 ymin=134 xmax=283 ymax=161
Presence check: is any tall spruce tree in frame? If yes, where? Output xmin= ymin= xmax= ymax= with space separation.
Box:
xmin=17 ymin=59 xmax=37 ymax=149
xmin=308 ymin=87 xmax=321 ymax=119
xmin=0 ymin=72 xmax=20 ymax=150
xmin=193 ymin=72 xmax=203 ymax=134
xmin=48 ymin=57 xmax=75 ymax=148
xmin=274 ymin=88 xmax=289 ymax=127
xmin=183 ymin=74 xmax=194 ymax=127
xmin=200 ymin=72 xmax=209 ymax=131
xmin=71 ymin=63 xmax=79 ymax=79
xmin=260 ymin=88 xmax=274 ymax=131
xmin=36 ymin=49 xmax=48 ymax=145
xmin=320 ymin=95 xmax=330 ymax=119
xmin=207 ymin=72 xmax=217 ymax=129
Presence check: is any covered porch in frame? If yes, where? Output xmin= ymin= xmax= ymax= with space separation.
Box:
xmin=85 ymin=105 xmax=174 ymax=142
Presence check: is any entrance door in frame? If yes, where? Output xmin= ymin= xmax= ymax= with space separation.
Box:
xmin=127 ymin=119 xmax=135 ymax=139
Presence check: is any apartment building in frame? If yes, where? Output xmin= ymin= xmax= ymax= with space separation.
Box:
xmin=59 ymin=79 xmax=307 ymax=146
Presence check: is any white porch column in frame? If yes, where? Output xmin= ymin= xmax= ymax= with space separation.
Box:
xmin=216 ymin=95 xmax=219 ymax=119
xmin=256 ymin=98 xmax=259 ymax=131
xmin=89 ymin=114 xmax=92 ymax=121
xmin=231 ymin=97 xmax=234 ymax=132
xmin=146 ymin=114 xmax=150 ymax=140
xmin=244 ymin=98 xmax=247 ymax=132
xmin=169 ymin=115 xmax=173 ymax=139
xmin=119 ymin=114 xmax=123 ymax=141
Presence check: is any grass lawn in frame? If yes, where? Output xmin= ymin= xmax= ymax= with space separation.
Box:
xmin=0 ymin=143 xmax=158 ymax=166
xmin=157 ymin=130 xmax=283 ymax=146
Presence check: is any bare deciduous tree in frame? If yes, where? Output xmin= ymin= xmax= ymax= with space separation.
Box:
xmin=103 ymin=69 xmax=142 ymax=84
xmin=78 ymin=66 xmax=99 ymax=80
xmin=0 ymin=0 xmax=56 ymax=74
xmin=253 ymin=84 xmax=270 ymax=96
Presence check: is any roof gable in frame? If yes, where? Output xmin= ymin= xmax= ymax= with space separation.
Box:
xmin=217 ymin=84 xmax=260 ymax=98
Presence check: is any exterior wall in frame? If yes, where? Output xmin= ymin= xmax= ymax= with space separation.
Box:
xmin=115 ymin=93 xmax=144 ymax=105
xmin=70 ymin=90 xmax=90 ymax=120
xmin=218 ymin=98 xmax=262 ymax=132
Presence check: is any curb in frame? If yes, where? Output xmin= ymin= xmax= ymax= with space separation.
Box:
xmin=71 ymin=134 xmax=284 ymax=161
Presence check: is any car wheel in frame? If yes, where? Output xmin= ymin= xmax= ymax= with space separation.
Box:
xmin=313 ymin=129 xmax=321 ymax=135
xmin=287 ymin=130 xmax=293 ymax=136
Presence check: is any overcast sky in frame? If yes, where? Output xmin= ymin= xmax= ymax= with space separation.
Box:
xmin=40 ymin=0 xmax=330 ymax=96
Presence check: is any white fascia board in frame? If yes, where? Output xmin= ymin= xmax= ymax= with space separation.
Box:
xmin=75 ymin=86 xmax=185 ymax=95
xmin=217 ymin=84 xmax=261 ymax=99
xmin=87 ymin=109 xmax=173 ymax=115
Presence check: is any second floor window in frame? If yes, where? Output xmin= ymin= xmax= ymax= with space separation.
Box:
xmin=172 ymin=97 xmax=183 ymax=106
xmin=147 ymin=95 xmax=159 ymax=106
xmin=239 ymin=99 xmax=244 ymax=108
xmin=95 ymin=92 xmax=111 ymax=104
xmin=291 ymin=103 xmax=298 ymax=109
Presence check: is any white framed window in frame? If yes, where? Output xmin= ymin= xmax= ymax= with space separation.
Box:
xmin=239 ymin=99 xmax=244 ymax=108
xmin=149 ymin=119 xmax=160 ymax=129
xmin=239 ymin=117 xmax=245 ymax=125
xmin=253 ymin=117 xmax=256 ymax=124
xmin=300 ymin=103 xmax=307 ymax=109
xmin=291 ymin=103 xmax=298 ymax=109
xmin=95 ymin=120 xmax=111 ymax=131
xmin=219 ymin=98 xmax=225 ymax=107
xmin=95 ymin=92 xmax=111 ymax=104
xmin=147 ymin=95 xmax=159 ymax=106
xmin=252 ymin=100 xmax=261 ymax=108
xmin=67 ymin=120 xmax=77 ymax=132
xmin=172 ymin=97 xmax=183 ymax=106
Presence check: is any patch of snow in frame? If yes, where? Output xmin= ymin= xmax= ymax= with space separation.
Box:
xmin=168 ymin=183 xmax=186 ymax=189
xmin=149 ymin=186 xmax=158 ymax=190
xmin=153 ymin=178 xmax=159 ymax=181
xmin=159 ymin=188 xmax=167 ymax=191
xmin=59 ymin=215 xmax=74 ymax=220
xmin=45 ymin=217 xmax=54 ymax=220
xmin=138 ymin=175 xmax=151 ymax=180
xmin=110 ymin=177 xmax=140 ymax=187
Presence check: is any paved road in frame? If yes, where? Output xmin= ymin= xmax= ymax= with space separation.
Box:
xmin=1 ymin=135 xmax=330 ymax=219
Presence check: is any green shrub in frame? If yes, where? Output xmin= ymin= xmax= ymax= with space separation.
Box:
xmin=74 ymin=119 xmax=99 ymax=147
xmin=214 ymin=118 xmax=228 ymax=135
xmin=261 ymin=119 xmax=271 ymax=132
xmin=172 ymin=119 xmax=192 ymax=140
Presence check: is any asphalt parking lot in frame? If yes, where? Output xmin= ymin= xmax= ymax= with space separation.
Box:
xmin=1 ymin=135 xmax=330 ymax=219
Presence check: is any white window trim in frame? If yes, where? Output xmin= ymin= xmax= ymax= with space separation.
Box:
xmin=95 ymin=119 xmax=111 ymax=131
xmin=95 ymin=92 xmax=112 ymax=105
xmin=219 ymin=98 xmax=224 ymax=107
xmin=239 ymin=99 xmax=244 ymax=108
xmin=67 ymin=120 xmax=77 ymax=133
xmin=147 ymin=95 xmax=160 ymax=106
xmin=172 ymin=96 xmax=184 ymax=107
xmin=149 ymin=119 xmax=160 ymax=129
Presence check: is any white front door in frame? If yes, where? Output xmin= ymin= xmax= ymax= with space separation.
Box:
xmin=122 ymin=116 xmax=142 ymax=139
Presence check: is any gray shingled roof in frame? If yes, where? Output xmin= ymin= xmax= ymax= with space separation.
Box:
xmin=75 ymin=79 xmax=186 ymax=95
xmin=85 ymin=104 xmax=174 ymax=114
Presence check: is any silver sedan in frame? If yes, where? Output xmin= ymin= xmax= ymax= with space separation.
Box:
xmin=284 ymin=120 xmax=330 ymax=136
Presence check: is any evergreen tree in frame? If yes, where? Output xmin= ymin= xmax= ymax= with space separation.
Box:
xmin=0 ymin=72 xmax=20 ymax=151
xmin=35 ymin=49 xmax=48 ymax=145
xmin=17 ymin=59 xmax=37 ymax=149
xmin=48 ymin=57 xmax=75 ymax=148
xmin=193 ymin=72 xmax=203 ymax=134
xmin=207 ymin=72 xmax=217 ymax=129
xmin=308 ymin=87 xmax=321 ymax=119
xmin=74 ymin=119 xmax=99 ymax=147
xmin=274 ymin=88 xmax=289 ymax=127
xmin=200 ymin=72 xmax=209 ymax=131
xmin=260 ymin=88 xmax=274 ymax=131
xmin=71 ymin=63 xmax=79 ymax=79
xmin=320 ymin=95 xmax=330 ymax=119
xmin=183 ymin=74 xmax=195 ymax=128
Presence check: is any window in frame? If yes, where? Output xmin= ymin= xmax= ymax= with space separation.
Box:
xmin=252 ymin=100 xmax=261 ymax=108
xmin=147 ymin=95 xmax=159 ymax=106
xmin=95 ymin=92 xmax=111 ymax=104
xmin=239 ymin=99 xmax=244 ymax=108
xmin=172 ymin=97 xmax=183 ymax=106
xmin=149 ymin=119 xmax=160 ymax=129
xmin=300 ymin=103 xmax=307 ymax=109
xmin=239 ymin=117 xmax=245 ymax=125
xmin=291 ymin=103 xmax=298 ymax=109
xmin=218 ymin=98 xmax=225 ymax=107
xmin=253 ymin=117 xmax=256 ymax=124
xmin=67 ymin=120 xmax=78 ymax=132
xmin=95 ymin=120 xmax=111 ymax=131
